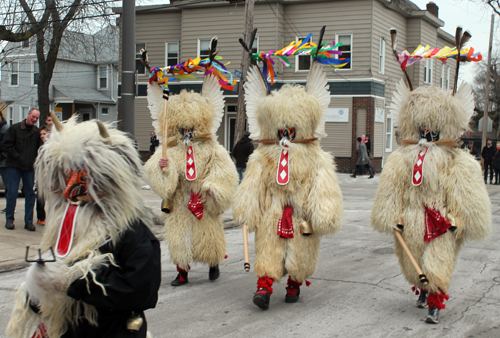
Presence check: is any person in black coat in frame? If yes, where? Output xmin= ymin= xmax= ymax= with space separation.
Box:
xmin=492 ymin=141 xmax=500 ymax=185
xmin=149 ymin=131 xmax=159 ymax=155
xmin=482 ymin=139 xmax=496 ymax=184
xmin=231 ymin=131 xmax=254 ymax=183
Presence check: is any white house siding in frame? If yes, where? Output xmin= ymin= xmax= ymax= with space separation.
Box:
xmin=374 ymin=97 xmax=385 ymax=158
xmin=322 ymin=97 xmax=353 ymax=157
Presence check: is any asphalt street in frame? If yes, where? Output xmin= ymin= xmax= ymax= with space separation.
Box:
xmin=0 ymin=174 xmax=498 ymax=338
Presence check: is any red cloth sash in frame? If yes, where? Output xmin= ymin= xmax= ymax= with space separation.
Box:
xmin=412 ymin=147 xmax=428 ymax=186
xmin=276 ymin=148 xmax=289 ymax=185
xmin=424 ymin=206 xmax=451 ymax=242
xmin=277 ymin=205 xmax=294 ymax=238
xmin=186 ymin=146 xmax=197 ymax=181
xmin=55 ymin=204 xmax=79 ymax=257
xmin=427 ymin=291 xmax=449 ymax=310
xmin=188 ymin=191 xmax=204 ymax=220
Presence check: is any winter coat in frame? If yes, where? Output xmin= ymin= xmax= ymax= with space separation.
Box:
xmin=3 ymin=119 xmax=41 ymax=170
xmin=0 ymin=119 xmax=9 ymax=167
xmin=482 ymin=145 xmax=496 ymax=164
xmin=231 ymin=135 xmax=254 ymax=168
xmin=356 ymin=142 xmax=370 ymax=165
xmin=150 ymin=135 xmax=159 ymax=154
xmin=63 ymin=220 xmax=161 ymax=337
xmin=492 ymin=149 xmax=500 ymax=170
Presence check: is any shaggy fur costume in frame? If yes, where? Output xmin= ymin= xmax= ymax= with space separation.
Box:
xmin=144 ymin=74 xmax=238 ymax=270
xmin=371 ymin=80 xmax=491 ymax=294
xmin=233 ymin=63 xmax=343 ymax=283
xmin=7 ymin=117 xmax=160 ymax=338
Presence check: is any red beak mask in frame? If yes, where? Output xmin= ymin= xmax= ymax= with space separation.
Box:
xmin=64 ymin=170 xmax=88 ymax=201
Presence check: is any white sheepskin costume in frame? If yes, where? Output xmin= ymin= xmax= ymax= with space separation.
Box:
xmin=371 ymin=80 xmax=491 ymax=316
xmin=232 ymin=63 xmax=343 ymax=305
xmin=144 ymin=74 xmax=238 ymax=273
xmin=6 ymin=117 xmax=160 ymax=338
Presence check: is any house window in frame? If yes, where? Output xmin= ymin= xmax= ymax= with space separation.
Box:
xmin=10 ymin=61 xmax=19 ymax=86
xmin=135 ymin=43 xmax=146 ymax=75
xmin=33 ymin=60 xmax=39 ymax=86
xmin=8 ymin=106 xmax=13 ymax=126
xmin=336 ymin=34 xmax=352 ymax=70
xmin=295 ymin=35 xmax=312 ymax=72
xmin=379 ymin=37 xmax=385 ymax=74
xmin=386 ymin=117 xmax=393 ymax=152
xmin=424 ymin=59 xmax=432 ymax=84
xmin=21 ymin=106 xmax=30 ymax=120
xmin=446 ymin=66 xmax=450 ymax=89
xmin=440 ymin=64 xmax=445 ymax=88
xmin=22 ymin=39 xmax=29 ymax=48
xmin=165 ymin=42 xmax=179 ymax=67
xmin=99 ymin=66 xmax=108 ymax=89
xmin=198 ymin=39 xmax=210 ymax=59
xmin=101 ymin=107 xmax=109 ymax=115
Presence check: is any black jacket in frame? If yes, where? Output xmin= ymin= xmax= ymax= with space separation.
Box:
xmin=64 ymin=220 xmax=161 ymax=337
xmin=150 ymin=136 xmax=159 ymax=154
xmin=231 ymin=135 xmax=254 ymax=168
xmin=482 ymin=145 xmax=496 ymax=164
xmin=492 ymin=149 xmax=500 ymax=170
xmin=3 ymin=119 xmax=41 ymax=170
xmin=0 ymin=118 xmax=9 ymax=165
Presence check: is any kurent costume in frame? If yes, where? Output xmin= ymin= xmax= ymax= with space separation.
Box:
xmin=144 ymin=50 xmax=238 ymax=286
xmin=371 ymin=29 xmax=490 ymax=324
xmin=233 ymin=34 xmax=345 ymax=308
xmin=7 ymin=115 xmax=161 ymax=338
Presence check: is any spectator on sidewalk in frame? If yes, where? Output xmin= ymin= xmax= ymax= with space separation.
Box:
xmin=150 ymin=131 xmax=159 ymax=155
xmin=0 ymin=114 xmax=10 ymax=213
xmin=492 ymin=141 xmax=500 ymax=185
xmin=482 ymin=139 xmax=496 ymax=184
xmin=3 ymin=108 xmax=42 ymax=231
xmin=231 ymin=131 xmax=254 ymax=183
xmin=35 ymin=126 xmax=49 ymax=225
xmin=45 ymin=113 xmax=54 ymax=131
xmin=351 ymin=137 xmax=374 ymax=179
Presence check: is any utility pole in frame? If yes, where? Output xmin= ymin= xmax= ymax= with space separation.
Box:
xmin=482 ymin=14 xmax=495 ymax=150
xmin=234 ymin=0 xmax=255 ymax=149
xmin=121 ymin=0 xmax=136 ymax=137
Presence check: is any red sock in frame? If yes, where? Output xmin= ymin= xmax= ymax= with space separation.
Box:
xmin=256 ymin=276 xmax=274 ymax=295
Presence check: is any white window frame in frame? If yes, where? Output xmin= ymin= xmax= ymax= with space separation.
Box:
xmin=424 ymin=59 xmax=432 ymax=85
xmin=98 ymin=65 xmax=108 ymax=90
xmin=32 ymin=59 xmax=39 ymax=87
xmin=295 ymin=35 xmax=312 ymax=72
xmin=379 ymin=37 xmax=385 ymax=75
xmin=440 ymin=64 xmax=445 ymax=88
xmin=446 ymin=66 xmax=450 ymax=89
xmin=165 ymin=42 xmax=180 ymax=67
xmin=8 ymin=106 xmax=13 ymax=126
xmin=197 ymin=38 xmax=211 ymax=59
xmin=385 ymin=116 xmax=393 ymax=152
xmin=22 ymin=39 xmax=29 ymax=49
xmin=135 ymin=42 xmax=146 ymax=75
xmin=101 ymin=107 xmax=109 ymax=115
xmin=335 ymin=33 xmax=352 ymax=71
xmin=20 ymin=106 xmax=30 ymax=121
xmin=9 ymin=61 xmax=19 ymax=87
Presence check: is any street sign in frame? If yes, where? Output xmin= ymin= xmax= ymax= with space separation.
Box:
xmin=235 ymin=70 xmax=243 ymax=78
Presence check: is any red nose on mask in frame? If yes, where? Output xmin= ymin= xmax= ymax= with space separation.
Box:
xmin=64 ymin=170 xmax=88 ymax=200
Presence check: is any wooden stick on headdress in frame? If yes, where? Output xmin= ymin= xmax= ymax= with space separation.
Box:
xmin=453 ymin=27 xmax=471 ymax=95
xmin=239 ymin=28 xmax=270 ymax=95
xmin=390 ymin=28 xmax=413 ymax=91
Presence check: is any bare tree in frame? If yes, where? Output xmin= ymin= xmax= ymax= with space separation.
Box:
xmin=482 ymin=0 xmax=500 ymax=15
xmin=0 ymin=0 xmax=119 ymax=121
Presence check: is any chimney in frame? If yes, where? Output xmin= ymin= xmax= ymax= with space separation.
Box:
xmin=426 ymin=2 xmax=439 ymax=18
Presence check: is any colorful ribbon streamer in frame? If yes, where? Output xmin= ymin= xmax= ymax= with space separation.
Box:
xmin=148 ymin=55 xmax=236 ymax=91
xmin=398 ymin=45 xmax=482 ymax=70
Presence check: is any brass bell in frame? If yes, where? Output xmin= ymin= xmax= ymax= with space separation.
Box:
xmin=126 ymin=313 xmax=143 ymax=331
xmin=300 ymin=220 xmax=313 ymax=236
xmin=161 ymin=198 xmax=173 ymax=213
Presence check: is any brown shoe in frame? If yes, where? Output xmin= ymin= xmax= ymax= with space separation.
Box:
xmin=24 ymin=223 xmax=36 ymax=232
xmin=5 ymin=222 xmax=14 ymax=230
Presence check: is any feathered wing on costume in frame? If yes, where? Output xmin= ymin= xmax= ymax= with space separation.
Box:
xmin=7 ymin=117 xmax=154 ymax=338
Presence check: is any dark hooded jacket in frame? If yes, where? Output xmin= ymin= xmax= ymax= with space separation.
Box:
xmin=231 ymin=135 xmax=254 ymax=168
xmin=3 ymin=119 xmax=41 ymax=170
xmin=482 ymin=144 xmax=496 ymax=164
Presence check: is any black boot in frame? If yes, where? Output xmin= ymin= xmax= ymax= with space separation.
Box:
xmin=171 ymin=267 xmax=188 ymax=286
xmin=253 ymin=288 xmax=271 ymax=310
xmin=285 ymin=285 xmax=301 ymax=303
xmin=425 ymin=306 xmax=439 ymax=324
xmin=416 ymin=290 xmax=428 ymax=308
xmin=209 ymin=265 xmax=220 ymax=281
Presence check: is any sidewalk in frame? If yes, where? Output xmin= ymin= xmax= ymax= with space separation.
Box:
xmin=0 ymin=187 xmax=237 ymax=272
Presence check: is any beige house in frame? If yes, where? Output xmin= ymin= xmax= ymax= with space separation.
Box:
xmin=117 ymin=0 xmax=456 ymax=172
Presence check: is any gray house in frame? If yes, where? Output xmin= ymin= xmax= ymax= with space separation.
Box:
xmin=1 ymin=26 xmax=119 ymax=125
xmin=117 ymin=0 xmax=457 ymax=171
